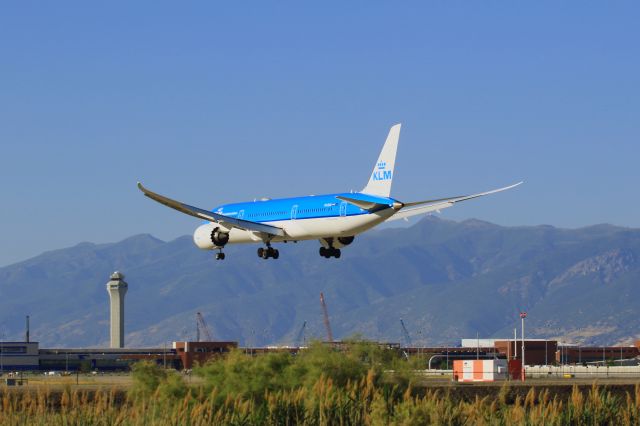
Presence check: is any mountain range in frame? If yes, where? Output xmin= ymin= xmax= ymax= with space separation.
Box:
xmin=1 ymin=216 xmax=639 ymax=348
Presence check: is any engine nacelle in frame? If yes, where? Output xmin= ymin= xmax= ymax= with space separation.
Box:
xmin=336 ymin=236 xmax=355 ymax=247
xmin=193 ymin=224 xmax=231 ymax=249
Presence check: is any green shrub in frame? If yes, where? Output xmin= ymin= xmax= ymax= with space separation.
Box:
xmin=194 ymin=338 xmax=412 ymax=403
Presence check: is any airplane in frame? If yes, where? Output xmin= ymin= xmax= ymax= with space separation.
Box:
xmin=138 ymin=124 xmax=521 ymax=260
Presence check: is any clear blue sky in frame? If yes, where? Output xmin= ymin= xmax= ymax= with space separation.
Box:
xmin=1 ymin=2 xmax=638 ymax=266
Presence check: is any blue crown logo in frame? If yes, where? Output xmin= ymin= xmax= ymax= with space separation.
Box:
xmin=377 ymin=161 xmax=387 ymax=170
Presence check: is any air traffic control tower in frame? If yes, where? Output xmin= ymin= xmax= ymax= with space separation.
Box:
xmin=106 ymin=271 xmax=128 ymax=348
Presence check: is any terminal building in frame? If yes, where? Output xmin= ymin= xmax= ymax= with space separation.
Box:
xmin=0 ymin=342 xmax=39 ymax=371
xmin=0 ymin=341 xmax=238 ymax=372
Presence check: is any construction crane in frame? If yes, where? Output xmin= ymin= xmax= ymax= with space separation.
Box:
xmin=294 ymin=321 xmax=307 ymax=347
xmin=196 ymin=312 xmax=213 ymax=342
xmin=319 ymin=293 xmax=334 ymax=343
xmin=400 ymin=318 xmax=412 ymax=346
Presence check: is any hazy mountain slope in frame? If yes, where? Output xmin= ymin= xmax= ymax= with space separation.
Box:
xmin=1 ymin=217 xmax=639 ymax=348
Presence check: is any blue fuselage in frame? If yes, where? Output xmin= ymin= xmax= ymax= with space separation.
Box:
xmin=212 ymin=192 xmax=397 ymax=223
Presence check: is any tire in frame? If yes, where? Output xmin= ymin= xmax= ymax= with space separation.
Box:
xmin=273 ymin=249 xmax=279 ymax=259
xmin=257 ymin=247 xmax=264 ymax=258
xmin=319 ymin=247 xmax=326 ymax=257
xmin=219 ymin=253 xmax=225 ymax=260
xmin=334 ymin=249 xmax=341 ymax=259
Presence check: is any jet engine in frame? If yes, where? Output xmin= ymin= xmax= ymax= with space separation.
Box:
xmin=193 ymin=224 xmax=231 ymax=249
xmin=211 ymin=227 xmax=230 ymax=246
xmin=336 ymin=236 xmax=355 ymax=247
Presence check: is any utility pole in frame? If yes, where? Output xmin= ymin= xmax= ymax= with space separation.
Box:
xmin=520 ymin=312 xmax=527 ymax=381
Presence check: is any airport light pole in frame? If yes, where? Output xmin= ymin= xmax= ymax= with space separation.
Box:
xmin=520 ymin=312 xmax=527 ymax=381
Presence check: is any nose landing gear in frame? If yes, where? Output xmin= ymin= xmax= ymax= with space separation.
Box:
xmin=215 ymin=249 xmax=226 ymax=260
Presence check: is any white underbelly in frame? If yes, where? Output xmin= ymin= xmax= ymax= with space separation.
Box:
xmin=215 ymin=209 xmax=394 ymax=246
xmin=280 ymin=212 xmax=390 ymax=239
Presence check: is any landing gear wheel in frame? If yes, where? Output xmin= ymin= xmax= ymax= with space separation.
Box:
xmin=215 ymin=252 xmax=225 ymax=260
xmin=272 ymin=249 xmax=279 ymax=259
xmin=319 ymin=247 xmax=341 ymax=258
xmin=257 ymin=247 xmax=264 ymax=258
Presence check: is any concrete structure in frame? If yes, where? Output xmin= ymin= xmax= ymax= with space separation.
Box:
xmin=106 ymin=271 xmax=128 ymax=348
xmin=527 ymin=365 xmax=640 ymax=378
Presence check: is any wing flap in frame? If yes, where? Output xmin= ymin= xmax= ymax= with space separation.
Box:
xmin=137 ymin=182 xmax=286 ymax=237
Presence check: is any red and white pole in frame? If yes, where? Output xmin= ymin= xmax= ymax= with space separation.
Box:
xmin=520 ymin=312 xmax=527 ymax=382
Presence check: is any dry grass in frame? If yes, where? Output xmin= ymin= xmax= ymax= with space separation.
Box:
xmin=2 ymin=379 xmax=640 ymax=425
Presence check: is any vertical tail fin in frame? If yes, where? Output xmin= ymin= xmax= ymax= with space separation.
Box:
xmin=361 ymin=123 xmax=401 ymax=197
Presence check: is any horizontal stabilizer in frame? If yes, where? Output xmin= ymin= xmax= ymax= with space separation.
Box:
xmin=137 ymin=182 xmax=285 ymax=237
xmin=335 ymin=195 xmax=388 ymax=212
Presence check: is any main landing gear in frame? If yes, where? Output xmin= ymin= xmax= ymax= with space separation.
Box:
xmin=319 ymin=247 xmax=341 ymax=259
xmin=257 ymin=244 xmax=279 ymax=260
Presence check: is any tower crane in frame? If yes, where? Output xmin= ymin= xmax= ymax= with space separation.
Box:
xmin=196 ymin=312 xmax=213 ymax=342
xmin=294 ymin=321 xmax=307 ymax=347
xmin=400 ymin=318 xmax=412 ymax=346
xmin=319 ymin=293 xmax=334 ymax=343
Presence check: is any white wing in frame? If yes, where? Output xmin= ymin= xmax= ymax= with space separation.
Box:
xmin=388 ymin=182 xmax=523 ymax=222
xmin=138 ymin=182 xmax=285 ymax=237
